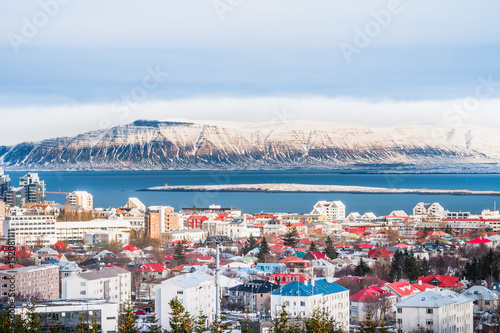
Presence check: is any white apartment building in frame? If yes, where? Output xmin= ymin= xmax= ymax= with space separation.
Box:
xmin=3 ymin=214 xmax=57 ymax=246
xmin=10 ymin=299 xmax=119 ymax=333
xmin=0 ymin=264 xmax=60 ymax=301
xmin=66 ymin=191 xmax=94 ymax=211
xmin=310 ymin=201 xmax=346 ymax=220
xmin=413 ymin=202 xmax=446 ymax=216
xmin=164 ymin=229 xmax=207 ymax=243
xmin=155 ymin=271 xmax=216 ymax=331
xmin=62 ymin=266 xmax=131 ymax=304
xmin=56 ymin=219 xmax=136 ymax=242
xmin=270 ymin=278 xmax=350 ymax=329
xmin=84 ymin=230 xmax=130 ymax=245
xmin=395 ymin=290 xmax=473 ymax=333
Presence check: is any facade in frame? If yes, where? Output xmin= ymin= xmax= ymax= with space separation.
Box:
xmin=349 ymin=286 xmax=396 ymax=323
xmin=6 ymin=187 xmax=26 ymax=208
xmin=84 ymin=230 xmax=130 ymax=245
xmin=3 ymin=214 xmax=57 ymax=246
xmin=310 ymin=200 xmax=346 ymax=220
xmin=395 ymin=290 xmax=473 ymax=333
xmin=61 ymin=266 xmax=131 ymax=304
xmin=228 ymin=279 xmax=279 ymax=313
xmin=413 ymin=202 xmax=445 ymax=216
xmin=122 ymin=197 xmax=146 ymax=212
xmin=155 ymin=271 xmax=216 ymax=331
xmin=145 ymin=206 xmax=179 ymax=239
xmin=66 ymin=191 xmax=94 ymax=211
xmin=0 ymin=168 xmax=10 ymax=200
xmin=164 ymin=229 xmax=207 ymax=243
xmin=0 ymin=264 xmax=60 ymax=301
xmin=270 ymin=279 xmax=350 ymax=329
xmin=3 ymin=299 xmax=119 ymax=333
xmin=19 ymin=173 xmax=46 ymax=204
xmin=187 ymin=215 xmax=209 ymax=229
xmin=461 ymin=285 xmax=499 ymax=312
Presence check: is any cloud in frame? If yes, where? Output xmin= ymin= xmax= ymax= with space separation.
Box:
xmin=1 ymin=97 xmax=500 ymax=145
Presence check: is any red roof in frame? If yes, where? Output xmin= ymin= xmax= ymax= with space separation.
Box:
xmin=0 ymin=264 xmax=24 ymax=270
xmin=198 ymin=256 xmax=214 ymax=261
xmin=137 ymin=263 xmax=168 ymax=272
xmin=305 ymin=251 xmax=327 ymax=260
xmin=417 ymin=275 xmax=463 ymax=288
xmin=350 ymin=286 xmax=395 ymax=302
xmin=123 ymin=244 xmax=141 ymax=252
xmin=265 ymin=274 xmax=310 ymax=285
xmin=53 ymin=241 xmax=72 ymax=251
xmin=468 ymin=237 xmax=492 ymax=244
xmin=368 ymin=247 xmax=394 ymax=258
xmin=164 ymin=254 xmax=174 ymax=261
xmin=359 ymin=243 xmax=374 ymax=249
xmin=412 ymin=282 xmax=437 ymax=292
xmin=383 ymin=280 xmax=419 ymax=296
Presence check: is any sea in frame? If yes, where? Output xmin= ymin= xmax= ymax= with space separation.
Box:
xmin=5 ymin=170 xmax=500 ymax=216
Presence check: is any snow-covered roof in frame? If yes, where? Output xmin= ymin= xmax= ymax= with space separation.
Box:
xmin=396 ymin=290 xmax=472 ymax=308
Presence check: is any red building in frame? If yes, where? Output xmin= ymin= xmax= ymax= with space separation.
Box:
xmin=187 ymin=215 xmax=208 ymax=229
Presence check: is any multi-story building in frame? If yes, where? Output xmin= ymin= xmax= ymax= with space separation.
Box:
xmin=395 ymin=290 xmax=473 ymax=333
xmin=228 ymin=279 xmax=279 ymax=313
xmin=310 ymin=200 xmax=346 ymax=220
xmin=413 ymin=202 xmax=445 ymax=216
xmin=6 ymin=187 xmax=26 ymax=208
xmin=187 ymin=215 xmax=208 ymax=229
xmin=3 ymin=214 xmax=57 ymax=246
xmin=62 ymin=266 xmax=131 ymax=304
xmin=0 ymin=264 xmax=60 ymax=301
xmin=84 ymin=230 xmax=130 ymax=245
xmin=1 ymin=299 xmax=120 ymax=333
xmin=163 ymin=229 xmax=207 ymax=243
xmin=270 ymin=278 xmax=350 ymax=329
xmin=19 ymin=173 xmax=46 ymax=204
xmin=349 ymin=286 xmax=396 ymax=324
xmin=0 ymin=168 xmax=10 ymax=200
xmin=66 ymin=191 xmax=94 ymax=211
xmin=145 ymin=206 xmax=179 ymax=239
xmin=461 ymin=286 xmax=499 ymax=312
xmin=155 ymin=271 xmax=216 ymax=331
xmin=122 ymin=197 xmax=146 ymax=212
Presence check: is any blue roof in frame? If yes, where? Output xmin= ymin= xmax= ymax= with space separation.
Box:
xmin=272 ymin=279 xmax=348 ymax=297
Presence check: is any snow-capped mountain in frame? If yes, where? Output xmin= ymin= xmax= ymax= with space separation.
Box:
xmin=1 ymin=120 xmax=500 ymax=171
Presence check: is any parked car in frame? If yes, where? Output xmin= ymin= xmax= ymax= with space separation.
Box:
xmin=144 ymin=307 xmax=154 ymax=313
xmin=134 ymin=309 xmax=146 ymax=315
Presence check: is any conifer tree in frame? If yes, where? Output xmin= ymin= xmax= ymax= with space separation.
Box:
xmin=118 ymin=300 xmax=139 ymax=333
xmin=324 ymin=236 xmax=337 ymax=260
xmin=193 ymin=311 xmax=207 ymax=333
xmin=269 ymin=304 xmax=289 ymax=333
xmin=309 ymin=241 xmax=318 ymax=252
xmin=354 ymin=258 xmax=371 ymax=276
xmin=304 ymin=305 xmax=342 ymax=333
xmin=25 ymin=300 xmax=42 ymax=333
xmin=282 ymin=226 xmax=299 ymax=248
xmin=168 ymin=297 xmax=193 ymax=333
xmin=243 ymin=235 xmax=259 ymax=255
xmin=209 ymin=315 xmax=229 ymax=333
xmin=404 ymin=251 xmax=420 ymax=281
xmin=76 ymin=311 xmax=89 ymax=333
xmin=260 ymin=237 xmax=270 ymax=256
xmin=359 ymin=311 xmax=378 ymax=333
xmin=47 ymin=313 xmax=65 ymax=333
xmin=174 ymin=242 xmax=186 ymax=263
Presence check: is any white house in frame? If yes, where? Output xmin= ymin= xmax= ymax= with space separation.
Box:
xmin=270 ymin=278 xmax=350 ymax=329
xmin=61 ymin=266 xmax=131 ymax=304
xmin=155 ymin=271 xmax=216 ymax=331
xmin=413 ymin=202 xmax=445 ymax=216
xmin=461 ymin=285 xmax=499 ymax=312
xmin=310 ymin=201 xmax=346 ymax=221
xmin=395 ymin=289 xmax=473 ymax=333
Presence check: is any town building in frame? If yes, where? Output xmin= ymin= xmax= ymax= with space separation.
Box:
xmin=61 ymin=266 xmax=131 ymax=304
xmin=381 ymin=280 xmax=421 ymax=302
xmin=461 ymin=285 xmax=499 ymax=312
xmin=310 ymin=201 xmax=346 ymax=220
xmin=6 ymin=187 xmax=26 ymax=208
xmin=0 ymin=168 xmax=10 ymax=200
xmin=349 ymin=286 xmax=396 ymax=323
xmin=270 ymin=278 xmax=350 ymax=328
xmin=84 ymin=230 xmax=130 ymax=246
xmin=0 ymin=264 xmax=60 ymax=301
xmin=413 ymin=202 xmax=445 ymax=216
xmin=163 ymin=229 xmax=207 ymax=243
xmin=145 ymin=206 xmax=179 ymax=239
xmin=66 ymin=191 xmax=94 ymax=211
xmin=417 ymin=275 xmax=464 ymax=291
xmin=395 ymin=290 xmax=473 ymax=333
xmin=19 ymin=173 xmax=46 ymax=204
xmin=3 ymin=214 xmax=57 ymax=246
xmin=155 ymin=271 xmax=216 ymax=331
xmin=122 ymin=197 xmax=146 ymax=212
xmin=228 ymin=279 xmax=279 ymax=314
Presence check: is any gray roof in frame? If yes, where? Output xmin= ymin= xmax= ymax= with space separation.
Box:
xmin=462 ymin=286 xmax=499 ymax=301
xmin=76 ymin=266 xmax=129 ymax=281
xmin=0 ymin=264 xmax=58 ymax=274
xmin=161 ymin=271 xmax=214 ymax=289
xmin=396 ymin=290 xmax=472 ymax=308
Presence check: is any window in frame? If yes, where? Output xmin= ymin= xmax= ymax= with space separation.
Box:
xmin=1 ymin=284 xmax=6 ymax=288
xmin=177 ymin=290 xmax=184 ymax=295
xmin=426 ymin=320 xmax=433 ymax=326
xmin=397 ymin=308 xmax=402 ymax=313
xmin=426 ymin=309 xmax=433 ymax=314
xmin=485 ymin=301 xmax=491 ymax=305
xmin=80 ymin=282 xmax=86 ymax=286
xmin=300 ymin=301 xmax=305 ymax=306
xmin=80 ymin=291 xmax=86 ymax=295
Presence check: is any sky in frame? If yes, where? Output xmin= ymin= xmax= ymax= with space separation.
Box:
xmin=1 ymin=0 xmax=500 ymax=144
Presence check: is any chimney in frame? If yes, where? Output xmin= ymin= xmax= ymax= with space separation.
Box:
xmin=311 ymin=279 xmax=315 ymax=287
xmin=304 ymin=281 xmax=308 ymax=286
xmin=418 ymin=280 xmax=422 ymax=285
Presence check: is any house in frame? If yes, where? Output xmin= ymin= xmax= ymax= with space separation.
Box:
xmin=155 ymin=271 xmax=216 ymax=331
xmin=312 ymin=259 xmax=336 ymax=277
xmin=270 ymin=278 xmax=350 ymax=329
xmin=187 ymin=215 xmax=209 ymax=229
xmin=283 ymin=258 xmax=314 ymax=276
xmin=265 ymin=274 xmax=310 ymax=285
xmin=395 ymin=290 xmax=473 ymax=333
xmin=310 ymin=201 xmax=346 ymax=220
xmin=417 ymin=275 xmax=464 ymax=291
xmin=382 ymin=280 xmax=420 ymax=302
xmin=228 ymin=279 xmax=279 ymax=314
xmin=461 ymin=285 xmax=499 ymax=312
xmin=303 ymin=251 xmax=327 ymax=261
xmin=61 ymin=266 xmax=131 ymax=304
xmin=349 ymin=286 xmax=396 ymax=323
xmin=136 ymin=263 xmax=170 ymax=280
xmin=368 ymin=247 xmax=394 ymax=263
xmin=413 ymin=202 xmax=445 ymax=216
xmin=255 ymin=262 xmax=286 ymax=275
xmin=0 ymin=264 xmax=60 ymax=301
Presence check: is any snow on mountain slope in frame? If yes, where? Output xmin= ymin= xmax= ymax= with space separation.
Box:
xmin=1 ymin=120 xmax=500 ymax=171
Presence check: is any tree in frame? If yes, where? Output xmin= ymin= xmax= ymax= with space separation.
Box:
xmin=76 ymin=311 xmax=90 ymax=333
xmin=260 ymin=237 xmax=270 ymax=256
xmin=243 ymin=235 xmax=259 ymax=255
xmin=46 ymin=313 xmax=65 ymax=333
xmin=282 ymin=226 xmax=299 ymax=248
xmin=174 ymin=242 xmax=186 ymax=263
xmin=208 ymin=315 xmax=229 ymax=333
xmin=404 ymin=251 xmax=420 ymax=281
xmin=324 ymin=236 xmax=337 ymax=260
xmin=118 ymin=300 xmax=139 ymax=333
xmin=25 ymin=300 xmax=42 ymax=333
xmin=193 ymin=311 xmax=207 ymax=333
xmin=168 ymin=297 xmax=194 ymax=333
xmin=269 ymin=304 xmax=299 ymax=333
xmin=418 ymin=257 xmax=431 ymax=277
xmin=354 ymin=258 xmax=371 ymax=276
xmin=359 ymin=311 xmax=378 ymax=333
xmin=309 ymin=241 xmax=318 ymax=252
xmin=304 ymin=305 xmax=342 ymax=333
xmin=390 ymin=250 xmax=405 ymax=281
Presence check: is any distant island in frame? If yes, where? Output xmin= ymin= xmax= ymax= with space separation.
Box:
xmin=144 ymin=183 xmax=500 ymax=196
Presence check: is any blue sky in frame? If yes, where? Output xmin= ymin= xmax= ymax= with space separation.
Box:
xmin=1 ymin=1 xmax=500 ymax=144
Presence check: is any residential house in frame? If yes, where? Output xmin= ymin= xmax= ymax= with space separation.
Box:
xmin=461 ymin=285 xmax=499 ymax=312
xmin=417 ymin=275 xmax=465 ymax=291
xmin=310 ymin=201 xmax=346 ymax=220
xmin=349 ymin=286 xmax=396 ymax=323
xmin=382 ymin=280 xmax=421 ymax=303
xmin=228 ymin=279 xmax=279 ymax=314
xmin=136 ymin=263 xmax=170 ymax=280
xmin=0 ymin=264 xmax=60 ymax=301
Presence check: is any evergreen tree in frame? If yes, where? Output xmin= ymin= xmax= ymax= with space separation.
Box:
xmin=354 ymin=258 xmax=371 ymax=276
xmin=390 ymin=250 xmax=405 ymax=281
xmin=46 ymin=313 xmax=65 ymax=333
xmin=25 ymin=300 xmax=42 ymax=333
xmin=269 ymin=304 xmax=289 ymax=333
xmin=324 ymin=236 xmax=337 ymax=260
xmin=208 ymin=315 xmax=229 ymax=333
xmin=304 ymin=305 xmax=342 ymax=333
xmin=404 ymin=251 xmax=420 ymax=281
xmin=282 ymin=226 xmax=299 ymax=248
xmin=76 ymin=311 xmax=89 ymax=333
xmin=444 ymin=225 xmax=453 ymax=235
xmin=118 ymin=300 xmax=139 ymax=333
xmin=168 ymin=297 xmax=194 ymax=333
xmin=174 ymin=242 xmax=186 ymax=263
xmin=146 ymin=312 xmax=164 ymax=333
xmin=309 ymin=241 xmax=318 ymax=252
xmin=90 ymin=313 xmax=100 ymax=333
xmin=359 ymin=311 xmax=378 ymax=333
xmin=260 ymin=237 xmax=270 ymax=256
xmin=193 ymin=311 xmax=207 ymax=333
xmin=464 ymin=259 xmax=481 ymax=285
xmin=436 ymin=256 xmax=447 ymax=275
xmin=418 ymin=257 xmax=431 ymax=277
xmin=243 ymin=235 xmax=259 ymax=255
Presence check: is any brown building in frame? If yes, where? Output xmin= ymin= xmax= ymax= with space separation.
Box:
xmin=145 ymin=206 xmax=179 ymax=240
xmin=0 ymin=264 xmax=60 ymax=301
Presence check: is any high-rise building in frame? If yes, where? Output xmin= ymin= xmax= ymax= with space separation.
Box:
xmin=66 ymin=190 xmax=93 ymax=210
xmin=6 ymin=187 xmax=26 ymax=208
xmin=0 ymin=168 xmax=10 ymax=200
xmin=19 ymin=173 xmax=46 ymax=204
xmin=145 ymin=206 xmax=179 ymax=240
